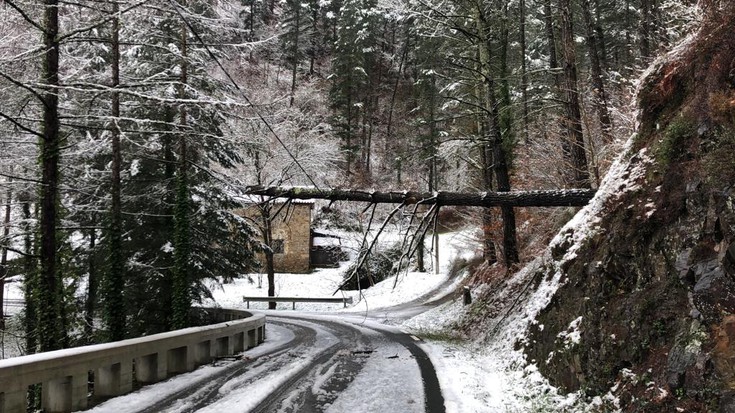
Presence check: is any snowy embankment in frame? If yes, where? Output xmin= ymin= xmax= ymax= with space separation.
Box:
xmin=407 ymin=138 xmax=650 ymax=412
xmin=202 ymin=223 xmax=587 ymax=412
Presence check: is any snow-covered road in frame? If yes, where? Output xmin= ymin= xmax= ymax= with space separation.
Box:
xmin=85 ymin=313 xmax=444 ymax=413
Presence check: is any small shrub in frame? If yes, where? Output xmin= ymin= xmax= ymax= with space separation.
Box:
xmin=658 ymin=116 xmax=697 ymax=165
xmin=701 ymin=129 xmax=735 ymax=186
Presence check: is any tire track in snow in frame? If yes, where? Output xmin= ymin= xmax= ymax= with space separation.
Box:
xmin=248 ymin=317 xmax=372 ymax=413
xmin=137 ymin=320 xmax=316 ymax=413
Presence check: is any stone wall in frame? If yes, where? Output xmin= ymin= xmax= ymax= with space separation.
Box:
xmin=237 ymin=202 xmax=313 ymax=274
xmin=271 ymin=203 xmax=312 ymax=273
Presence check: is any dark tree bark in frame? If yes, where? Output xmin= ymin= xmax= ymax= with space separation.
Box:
xmin=476 ymin=71 xmax=497 ymax=265
xmin=17 ymin=196 xmax=36 ymax=352
xmin=475 ymin=3 xmax=519 ymax=265
xmin=385 ymin=25 xmax=409 ymax=172
xmin=639 ymin=0 xmax=652 ymax=59
xmin=259 ymin=204 xmax=277 ymax=310
xmin=498 ymin=2 xmax=519 ymax=265
xmin=105 ymin=1 xmax=126 ymax=341
xmin=593 ymin=0 xmax=608 ymax=69
xmin=479 ymin=110 xmax=497 ymax=265
xmin=84 ymin=226 xmax=97 ymax=343
xmin=172 ymin=21 xmax=191 ymax=330
xmin=289 ymin=0 xmax=300 ymax=107
xmin=251 ymin=150 xmax=277 ymax=309
xmin=0 ymin=184 xmax=11 ymax=328
xmin=545 ymin=0 xmax=576 ymax=185
xmin=582 ymin=0 xmax=613 ymax=143
xmin=38 ymin=0 xmax=67 ymax=352
xmin=22 ymin=199 xmax=38 ymax=407
xmin=544 ymin=0 xmax=560 ymax=87
xmin=244 ymin=186 xmax=596 ymax=208
xmin=559 ymin=0 xmax=591 ymax=188
xmin=519 ymin=0 xmax=530 ymax=144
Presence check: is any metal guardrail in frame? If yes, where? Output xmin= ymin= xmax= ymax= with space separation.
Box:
xmin=243 ymin=296 xmax=353 ymax=310
xmin=0 ymin=308 xmax=266 ymax=413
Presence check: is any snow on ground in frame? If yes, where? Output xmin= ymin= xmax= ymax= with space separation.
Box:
xmin=200 ymin=224 xmax=595 ymax=412
xmin=404 ymin=134 xmax=652 ymax=413
xmin=4 ymin=220 xmax=615 ymax=411
xmin=204 ymin=228 xmax=479 ymax=313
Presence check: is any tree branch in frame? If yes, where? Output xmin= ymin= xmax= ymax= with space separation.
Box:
xmin=4 ymin=0 xmax=47 ymax=34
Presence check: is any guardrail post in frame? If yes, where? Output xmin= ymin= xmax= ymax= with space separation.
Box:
xmin=1 ymin=387 xmax=27 ymax=413
xmin=95 ymin=360 xmax=132 ymax=399
xmin=214 ymin=337 xmax=230 ymax=358
xmin=233 ymin=333 xmax=245 ymax=353
xmin=135 ymin=352 xmax=167 ymax=384
xmin=42 ymin=374 xmax=87 ymax=412
xmin=247 ymin=329 xmax=257 ymax=348
xmin=167 ymin=347 xmax=191 ymax=375
xmin=194 ymin=341 xmax=212 ymax=366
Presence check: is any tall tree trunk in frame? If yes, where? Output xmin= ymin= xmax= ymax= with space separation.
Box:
xmin=545 ymin=0 xmax=575 ymax=178
xmin=289 ymin=1 xmax=300 ymax=107
xmin=559 ymin=0 xmax=591 ymax=188
xmin=385 ymin=26 xmax=409 ymax=171
xmin=0 ymin=183 xmax=11 ymax=329
xmin=172 ymin=21 xmax=190 ymax=330
xmin=475 ymin=53 xmax=497 ymax=266
xmin=38 ymin=0 xmax=66 ymax=352
xmin=21 ymin=200 xmax=36 ymax=354
xmin=345 ymin=71 xmax=353 ymax=176
xmin=481 ymin=135 xmax=497 ymax=265
xmin=475 ymin=4 xmax=519 ymax=265
xmin=260 ymin=205 xmax=277 ymax=310
xmin=84 ymin=226 xmax=97 ymax=343
xmin=309 ymin=5 xmax=318 ymax=75
xmin=593 ymin=0 xmax=608 ymax=69
xmin=22 ymin=199 xmax=39 ymax=408
xmin=544 ymin=0 xmax=560 ymax=87
xmin=519 ymin=0 xmax=530 ymax=144
xmin=582 ymin=0 xmax=614 ymax=143
xmin=417 ymin=78 xmax=440 ymax=273
xmin=624 ymin=0 xmax=632 ymax=66
xmin=105 ymin=1 xmax=126 ymax=341
xmin=639 ymin=0 xmax=652 ymax=59
xmin=498 ymin=2 xmax=519 ymax=265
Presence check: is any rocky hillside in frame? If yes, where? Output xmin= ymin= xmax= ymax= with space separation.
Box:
xmin=464 ymin=1 xmax=735 ymax=411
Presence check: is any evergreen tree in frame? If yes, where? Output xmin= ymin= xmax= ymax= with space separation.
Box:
xmin=329 ymin=0 xmax=380 ymax=179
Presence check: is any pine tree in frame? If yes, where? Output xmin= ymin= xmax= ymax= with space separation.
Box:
xmin=329 ymin=0 xmax=380 ymax=179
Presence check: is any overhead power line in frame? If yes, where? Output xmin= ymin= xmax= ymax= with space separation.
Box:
xmin=167 ymin=0 xmax=322 ymax=192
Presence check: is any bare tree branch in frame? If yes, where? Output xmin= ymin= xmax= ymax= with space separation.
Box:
xmin=3 ymin=0 xmax=47 ymax=34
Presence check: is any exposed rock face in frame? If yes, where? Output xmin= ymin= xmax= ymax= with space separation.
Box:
xmin=519 ymin=3 xmax=735 ymax=411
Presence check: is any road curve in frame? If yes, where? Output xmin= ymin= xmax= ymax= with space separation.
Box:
xmin=257 ymin=314 xmax=446 ymax=413
xmin=120 ymin=314 xmax=445 ymax=413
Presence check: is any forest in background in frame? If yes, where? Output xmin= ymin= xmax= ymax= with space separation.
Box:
xmin=0 ymin=0 xmax=698 ymax=357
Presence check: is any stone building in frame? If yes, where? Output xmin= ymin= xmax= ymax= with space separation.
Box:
xmin=236 ymin=198 xmax=314 ymax=274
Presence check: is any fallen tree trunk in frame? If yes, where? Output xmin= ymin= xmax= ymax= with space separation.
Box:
xmin=243 ymin=186 xmax=596 ymax=208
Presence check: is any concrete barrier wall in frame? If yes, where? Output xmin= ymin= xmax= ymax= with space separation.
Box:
xmin=0 ymin=309 xmax=265 ymax=413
